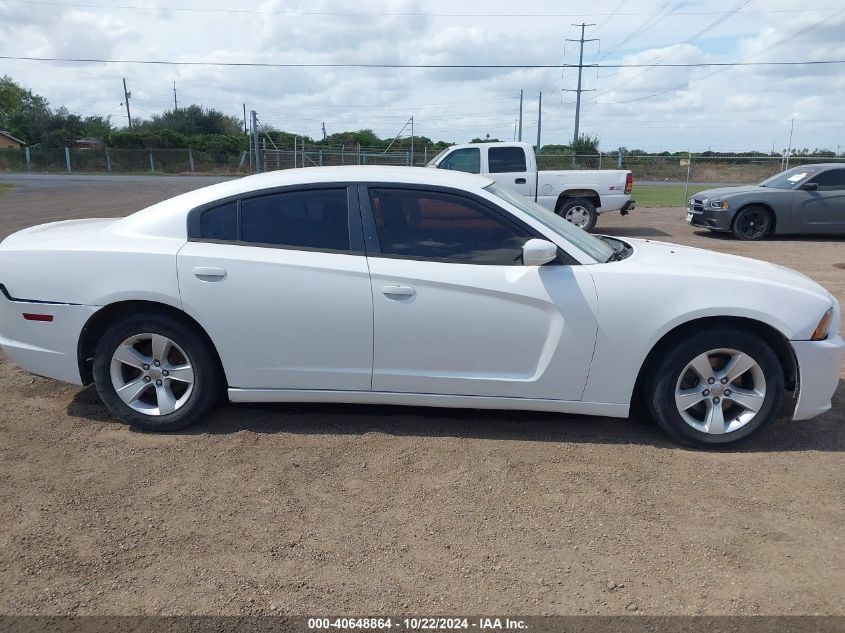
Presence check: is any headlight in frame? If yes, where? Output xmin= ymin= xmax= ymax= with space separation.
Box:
xmin=811 ymin=307 xmax=834 ymax=341
xmin=709 ymin=200 xmax=729 ymax=209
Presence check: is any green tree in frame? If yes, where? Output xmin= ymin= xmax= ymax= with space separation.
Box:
xmin=138 ymin=105 xmax=242 ymax=136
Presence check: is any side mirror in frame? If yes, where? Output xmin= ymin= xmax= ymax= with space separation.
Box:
xmin=522 ymin=239 xmax=558 ymax=266
xmin=800 ymin=182 xmax=819 ymax=191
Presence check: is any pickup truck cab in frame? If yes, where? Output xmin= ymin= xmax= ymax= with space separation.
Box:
xmin=427 ymin=141 xmax=634 ymax=230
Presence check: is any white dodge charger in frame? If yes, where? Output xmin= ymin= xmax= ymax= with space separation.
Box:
xmin=0 ymin=167 xmax=841 ymax=447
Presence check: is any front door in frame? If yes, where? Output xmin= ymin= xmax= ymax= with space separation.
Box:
xmin=177 ymin=186 xmax=373 ymax=390
xmin=362 ymin=185 xmax=598 ymax=400
xmin=795 ymin=168 xmax=845 ymax=232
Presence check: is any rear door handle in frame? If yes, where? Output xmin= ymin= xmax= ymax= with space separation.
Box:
xmin=515 ymin=177 xmax=527 ymax=184
xmin=382 ymin=285 xmax=415 ymax=297
xmin=193 ymin=266 xmax=227 ymax=279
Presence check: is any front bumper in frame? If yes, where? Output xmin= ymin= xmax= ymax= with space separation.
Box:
xmin=686 ymin=206 xmax=734 ymax=231
xmin=791 ymin=333 xmax=845 ymax=420
xmin=0 ymin=290 xmax=97 ymax=385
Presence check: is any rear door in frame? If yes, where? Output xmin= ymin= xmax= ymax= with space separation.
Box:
xmin=361 ymin=185 xmax=598 ymax=401
xmin=794 ymin=168 xmax=845 ymax=232
xmin=177 ymin=186 xmax=374 ymax=390
xmin=487 ymin=146 xmax=532 ymax=197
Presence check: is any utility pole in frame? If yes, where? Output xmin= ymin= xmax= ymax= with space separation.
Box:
xmin=251 ymin=110 xmax=261 ymax=173
xmin=785 ymin=116 xmax=795 ymax=170
xmin=518 ymin=89 xmax=523 ymax=142
xmin=564 ymin=23 xmax=598 ymax=145
xmin=172 ymin=81 xmax=178 ymax=111
xmin=321 ymin=122 xmax=327 ymax=141
xmin=410 ymin=115 xmax=414 ymax=166
xmin=535 ymin=91 xmax=542 ymax=202
xmin=243 ymin=103 xmax=248 ymax=135
xmin=122 ymin=77 xmax=133 ymax=130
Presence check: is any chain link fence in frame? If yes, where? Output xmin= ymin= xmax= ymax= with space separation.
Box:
xmin=3 ymin=145 xmax=843 ymax=191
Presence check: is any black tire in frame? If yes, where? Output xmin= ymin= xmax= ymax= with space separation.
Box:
xmin=557 ymin=198 xmax=598 ymax=231
xmin=732 ymin=205 xmax=772 ymax=241
xmin=93 ymin=312 xmax=222 ymax=432
xmin=644 ymin=328 xmax=784 ymax=448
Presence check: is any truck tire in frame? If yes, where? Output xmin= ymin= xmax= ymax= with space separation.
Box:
xmin=558 ymin=198 xmax=597 ymax=231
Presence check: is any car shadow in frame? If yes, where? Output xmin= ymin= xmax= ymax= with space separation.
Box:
xmin=693 ymin=230 xmax=845 ymax=243
xmin=67 ymin=379 xmax=845 ymax=453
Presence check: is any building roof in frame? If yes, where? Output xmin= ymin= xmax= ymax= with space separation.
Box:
xmin=0 ymin=131 xmax=25 ymax=146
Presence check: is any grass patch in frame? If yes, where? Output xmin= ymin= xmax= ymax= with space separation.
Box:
xmin=632 ymin=184 xmax=708 ymax=208
xmin=0 ymin=183 xmax=13 ymax=195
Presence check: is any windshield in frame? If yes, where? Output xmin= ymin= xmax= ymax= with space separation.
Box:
xmin=760 ymin=166 xmax=820 ymax=189
xmin=426 ymin=148 xmax=450 ymax=167
xmin=485 ymin=184 xmax=614 ymax=263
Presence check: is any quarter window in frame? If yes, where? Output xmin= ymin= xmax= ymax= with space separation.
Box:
xmin=438 ymin=148 xmax=481 ymax=174
xmin=808 ymin=169 xmax=845 ymax=191
xmin=240 ymin=189 xmax=351 ymax=251
xmin=368 ymin=188 xmax=533 ymax=264
xmin=200 ymin=202 xmax=237 ymax=241
xmin=488 ymin=147 xmax=527 ymax=173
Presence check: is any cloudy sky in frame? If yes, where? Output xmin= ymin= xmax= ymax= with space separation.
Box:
xmin=1 ymin=0 xmax=844 ymax=152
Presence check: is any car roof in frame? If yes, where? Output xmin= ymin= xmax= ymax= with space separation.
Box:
xmin=113 ymin=166 xmax=495 ymax=237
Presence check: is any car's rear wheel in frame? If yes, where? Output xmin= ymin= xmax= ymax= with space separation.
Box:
xmin=558 ymin=198 xmax=598 ymax=231
xmin=732 ymin=205 xmax=771 ymax=240
xmin=645 ymin=328 xmax=784 ymax=447
xmin=93 ymin=313 xmax=221 ymax=432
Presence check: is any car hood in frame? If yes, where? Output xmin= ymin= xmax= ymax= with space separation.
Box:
xmin=623 ymin=238 xmax=831 ymax=301
xmin=693 ymin=185 xmax=781 ymax=200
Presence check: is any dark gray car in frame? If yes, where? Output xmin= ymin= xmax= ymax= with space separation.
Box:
xmin=686 ymin=164 xmax=845 ymax=240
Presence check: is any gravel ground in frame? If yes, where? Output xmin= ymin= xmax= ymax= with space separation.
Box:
xmin=0 ymin=175 xmax=842 ymax=616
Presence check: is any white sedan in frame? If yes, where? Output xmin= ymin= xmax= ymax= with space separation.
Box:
xmin=0 ymin=167 xmax=841 ymax=447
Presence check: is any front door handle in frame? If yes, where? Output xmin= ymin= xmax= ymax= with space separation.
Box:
xmin=382 ymin=285 xmax=415 ymax=297
xmin=193 ymin=266 xmax=227 ymax=279
xmin=515 ymin=177 xmax=527 ymax=184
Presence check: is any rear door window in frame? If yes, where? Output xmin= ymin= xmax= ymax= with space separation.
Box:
xmin=240 ymin=189 xmax=351 ymax=251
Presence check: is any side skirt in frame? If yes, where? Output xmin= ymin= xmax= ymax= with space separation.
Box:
xmin=227 ymin=388 xmax=630 ymax=418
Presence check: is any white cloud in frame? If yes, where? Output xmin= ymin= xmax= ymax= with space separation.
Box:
xmin=0 ymin=0 xmax=843 ymax=150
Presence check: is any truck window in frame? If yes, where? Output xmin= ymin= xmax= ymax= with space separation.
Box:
xmin=438 ymin=148 xmax=480 ymax=174
xmin=488 ymin=146 xmax=527 ymax=173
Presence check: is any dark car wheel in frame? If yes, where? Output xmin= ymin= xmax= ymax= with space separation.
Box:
xmin=558 ymin=198 xmax=598 ymax=231
xmin=93 ymin=313 xmax=222 ymax=432
xmin=644 ymin=328 xmax=784 ymax=447
xmin=732 ymin=205 xmax=772 ymax=240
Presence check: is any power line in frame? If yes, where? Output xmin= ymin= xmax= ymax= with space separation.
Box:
xmin=597 ymin=8 xmax=845 ymax=105
xmin=8 ymin=0 xmax=841 ymax=17
xmin=2 ymin=55 xmax=844 ymax=68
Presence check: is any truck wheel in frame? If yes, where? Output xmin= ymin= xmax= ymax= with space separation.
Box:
xmin=558 ymin=198 xmax=597 ymax=231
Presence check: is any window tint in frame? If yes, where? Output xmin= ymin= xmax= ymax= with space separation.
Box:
xmin=241 ymin=189 xmax=350 ymax=251
xmin=808 ymin=169 xmax=845 ymax=191
xmin=488 ymin=146 xmax=527 ymax=173
xmin=369 ymin=188 xmax=533 ymax=264
xmin=438 ymin=148 xmax=481 ymax=174
xmin=201 ymin=202 xmax=237 ymax=241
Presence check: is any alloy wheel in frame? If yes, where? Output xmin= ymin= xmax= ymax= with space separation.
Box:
xmin=109 ymin=333 xmax=195 ymax=416
xmin=674 ymin=348 xmax=766 ymax=435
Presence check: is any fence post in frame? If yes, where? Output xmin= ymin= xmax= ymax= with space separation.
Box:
xmin=424 ymin=146 xmax=427 ymax=165
xmin=25 ymin=146 xmax=31 ymax=172
xmin=105 ymin=149 xmax=112 ymax=173
xmin=683 ymin=151 xmax=692 ymax=206
xmin=357 ymin=143 xmax=361 ymax=165
xmin=319 ymin=149 xmax=323 ymax=166
xmin=341 ymin=145 xmax=345 ymax=165
xmin=618 ymin=149 xmax=623 ymax=168
xmin=188 ymin=148 xmax=195 ymax=173
xmin=64 ymin=147 xmax=71 ymax=173
xmin=599 ymin=152 xmax=602 ymax=169
xmin=148 ymin=151 xmax=154 ymax=173
xmin=238 ymin=151 xmax=247 ymax=172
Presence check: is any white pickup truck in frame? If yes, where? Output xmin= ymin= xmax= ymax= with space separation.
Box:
xmin=426 ymin=141 xmax=634 ymax=230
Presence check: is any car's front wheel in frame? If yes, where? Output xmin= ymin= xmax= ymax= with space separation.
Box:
xmin=93 ymin=313 xmax=221 ymax=432
xmin=732 ymin=205 xmax=771 ymax=240
xmin=645 ymin=328 xmax=784 ymax=447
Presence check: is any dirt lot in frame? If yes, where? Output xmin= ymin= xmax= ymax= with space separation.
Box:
xmin=0 ymin=175 xmax=843 ymax=616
